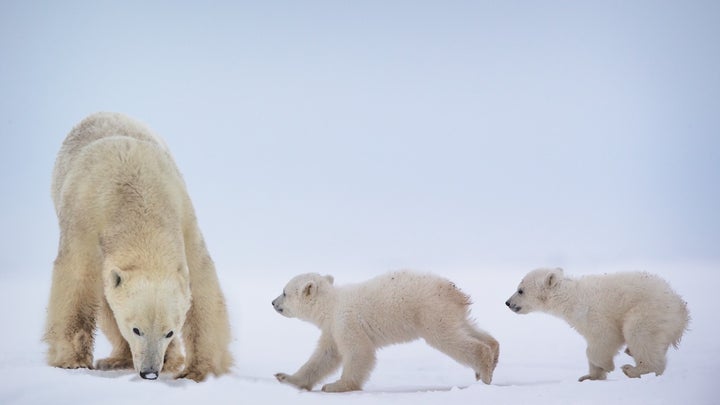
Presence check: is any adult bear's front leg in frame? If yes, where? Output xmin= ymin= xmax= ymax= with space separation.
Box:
xmin=176 ymin=235 xmax=232 ymax=382
xmin=44 ymin=246 xmax=98 ymax=370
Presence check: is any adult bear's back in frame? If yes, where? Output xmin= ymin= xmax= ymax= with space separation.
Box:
xmin=51 ymin=112 xmax=170 ymax=209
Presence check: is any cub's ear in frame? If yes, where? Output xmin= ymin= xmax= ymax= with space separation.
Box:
xmin=302 ymin=281 xmax=317 ymax=298
xmin=545 ymin=268 xmax=563 ymax=288
xmin=324 ymin=275 xmax=334 ymax=285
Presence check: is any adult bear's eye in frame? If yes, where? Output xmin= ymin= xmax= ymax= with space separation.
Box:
xmin=133 ymin=328 xmax=142 ymax=336
xmin=518 ymin=289 xmax=524 ymax=295
xmin=165 ymin=331 xmax=174 ymax=338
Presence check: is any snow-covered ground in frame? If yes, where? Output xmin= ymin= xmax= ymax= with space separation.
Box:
xmin=1 ymin=262 xmax=716 ymax=404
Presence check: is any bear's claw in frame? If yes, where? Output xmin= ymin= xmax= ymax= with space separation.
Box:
xmin=52 ymin=359 xmax=94 ymax=370
xmin=48 ymin=349 xmax=93 ymax=370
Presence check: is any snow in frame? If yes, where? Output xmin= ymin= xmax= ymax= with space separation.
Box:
xmin=1 ymin=263 xmax=717 ymax=404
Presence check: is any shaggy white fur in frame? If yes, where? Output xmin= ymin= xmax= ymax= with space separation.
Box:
xmin=272 ymin=271 xmax=499 ymax=392
xmin=506 ymin=268 xmax=689 ymax=381
xmin=45 ymin=112 xmax=232 ymax=382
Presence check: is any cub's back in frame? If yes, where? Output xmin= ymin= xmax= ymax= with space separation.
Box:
xmin=581 ymin=272 xmax=685 ymax=314
xmin=342 ymin=271 xmax=469 ymax=321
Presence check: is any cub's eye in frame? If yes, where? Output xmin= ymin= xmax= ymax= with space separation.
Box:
xmin=283 ymin=291 xmax=286 ymax=297
xmin=518 ymin=289 xmax=524 ymax=295
xmin=133 ymin=328 xmax=142 ymax=336
xmin=165 ymin=331 xmax=174 ymax=338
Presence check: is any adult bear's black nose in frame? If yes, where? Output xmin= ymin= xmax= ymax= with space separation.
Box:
xmin=140 ymin=370 xmax=158 ymax=380
xmin=505 ymin=300 xmax=510 ymax=307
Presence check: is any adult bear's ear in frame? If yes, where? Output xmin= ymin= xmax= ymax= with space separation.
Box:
xmin=324 ymin=275 xmax=334 ymax=285
xmin=110 ymin=268 xmax=123 ymax=288
xmin=303 ymin=281 xmax=316 ymax=298
xmin=177 ymin=264 xmax=190 ymax=282
xmin=546 ymin=268 xmax=563 ymax=288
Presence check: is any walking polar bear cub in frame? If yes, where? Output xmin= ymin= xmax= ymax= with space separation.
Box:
xmin=272 ymin=271 xmax=499 ymax=392
xmin=45 ymin=112 xmax=232 ymax=381
xmin=506 ymin=268 xmax=689 ymax=382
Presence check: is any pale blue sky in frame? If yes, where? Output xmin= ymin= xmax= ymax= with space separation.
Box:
xmin=1 ymin=1 xmax=718 ymax=276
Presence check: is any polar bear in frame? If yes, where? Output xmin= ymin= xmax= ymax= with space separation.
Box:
xmin=44 ymin=112 xmax=233 ymax=381
xmin=505 ymin=268 xmax=689 ymax=382
xmin=271 ymin=271 xmax=499 ymax=392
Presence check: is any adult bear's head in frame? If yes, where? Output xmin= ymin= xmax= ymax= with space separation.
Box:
xmin=102 ymin=257 xmax=191 ymax=380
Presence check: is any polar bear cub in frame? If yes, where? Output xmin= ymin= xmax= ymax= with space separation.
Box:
xmin=506 ymin=268 xmax=689 ymax=382
xmin=272 ymin=271 xmax=499 ymax=392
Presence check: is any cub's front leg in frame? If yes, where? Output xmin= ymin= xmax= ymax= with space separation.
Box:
xmin=320 ymin=345 xmax=376 ymax=392
xmin=275 ymin=332 xmax=340 ymax=390
xmin=578 ymin=343 xmax=617 ymax=382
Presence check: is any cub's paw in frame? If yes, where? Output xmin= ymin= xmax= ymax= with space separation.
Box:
xmin=274 ymin=372 xmax=291 ymax=382
xmin=274 ymin=373 xmax=312 ymax=390
xmin=321 ymin=380 xmax=359 ymax=393
xmin=621 ymin=364 xmax=642 ymax=378
xmin=95 ymin=357 xmax=133 ymax=370
xmin=578 ymin=373 xmax=607 ymax=382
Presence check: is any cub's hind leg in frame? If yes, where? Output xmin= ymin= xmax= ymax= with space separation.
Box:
xmin=424 ymin=325 xmax=496 ymax=384
xmin=622 ymin=317 xmax=669 ymax=378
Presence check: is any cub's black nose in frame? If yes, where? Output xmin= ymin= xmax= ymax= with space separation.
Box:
xmin=140 ymin=371 xmax=158 ymax=380
xmin=272 ymin=299 xmax=283 ymax=313
xmin=505 ymin=301 xmax=510 ymax=307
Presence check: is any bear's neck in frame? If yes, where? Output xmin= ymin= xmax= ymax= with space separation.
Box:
xmin=544 ymin=278 xmax=586 ymax=326
xmin=102 ymin=224 xmax=183 ymax=266
xmin=305 ymin=290 xmax=338 ymax=328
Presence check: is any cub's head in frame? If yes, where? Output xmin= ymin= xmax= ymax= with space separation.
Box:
xmin=272 ymin=273 xmax=334 ymax=321
xmin=103 ymin=261 xmax=191 ymax=380
xmin=505 ymin=268 xmax=564 ymax=314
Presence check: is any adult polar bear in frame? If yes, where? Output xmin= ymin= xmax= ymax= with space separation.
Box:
xmin=45 ymin=112 xmax=232 ymax=381
xmin=506 ymin=268 xmax=688 ymax=382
